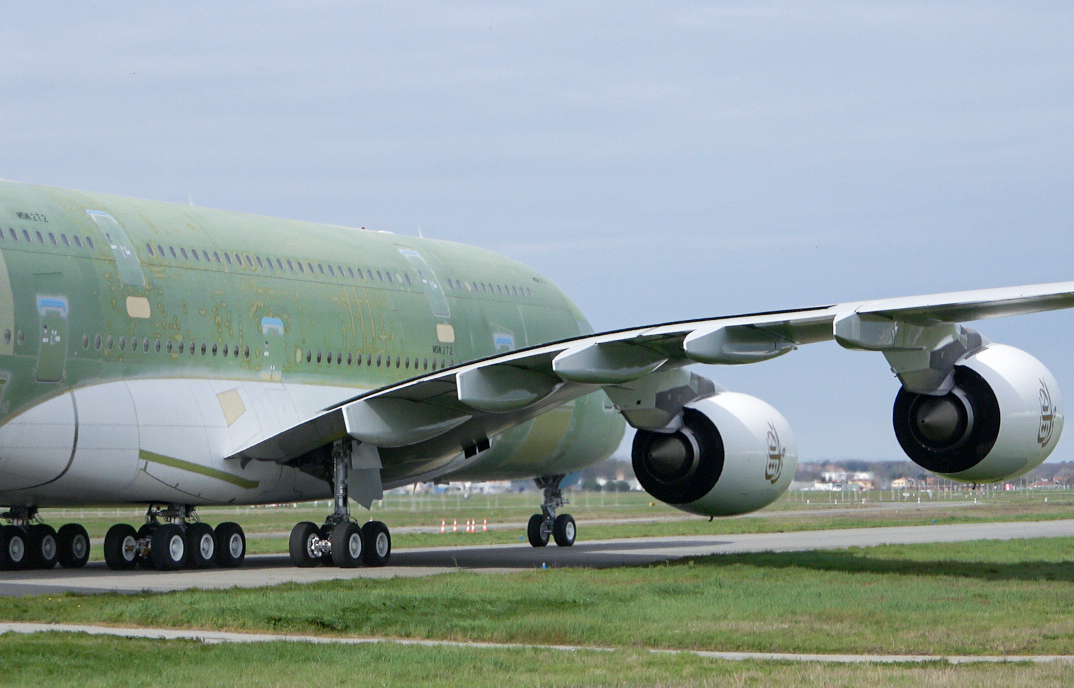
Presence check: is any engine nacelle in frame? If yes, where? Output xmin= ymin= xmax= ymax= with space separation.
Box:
xmin=632 ymin=393 xmax=797 ymax=517
xmin=893 ymin=344 xmax=1063 ymax=483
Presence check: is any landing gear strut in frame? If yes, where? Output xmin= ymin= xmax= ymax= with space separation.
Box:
xmin=527 ymin=475 xmax=576 ymax=548
xmin=288 ymin=439 xmax=391 ymax=568
xmin=102 ymin=504 xmax=246 ymax=571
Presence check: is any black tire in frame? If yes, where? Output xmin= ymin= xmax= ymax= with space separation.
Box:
xmin=0 ymin=526 xmax=29 ymax=570
xmin=57 ymin=523 xmax=90 ymax=568
xmin=527 ymin=514 xmax=549 ymax=547
xmin=361 ymin=521 xmax=391 ymax=567
xmin=186 ymin=522 xmax=216 ymax=569
xmin=215 ymin=522 xmax=246 ymax=568
xmin=27 ymin=524 xmax=59 ymax=569
xmin=151 ymin=524 xmax=187 ymax=570
xmin=552 ymin=514 xmax=576 ymax=547
xmin=289 ymin=521 xmax=320 ymax=567
xmin=104 ymin=523 xmax=139 ymax=570
xmin=330 ymin=522 xmax=363 ymax=568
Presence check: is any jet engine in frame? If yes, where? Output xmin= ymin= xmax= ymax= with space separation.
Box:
xmin=893 ymin=344 xmax=1063 ymax=483
xmin=632 ymin=393 xmax=797 ymax=517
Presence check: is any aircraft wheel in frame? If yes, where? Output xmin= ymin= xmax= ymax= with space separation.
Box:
xmin=330 ymin=522 xmax=363 ymax=568
xmin=186 ymin=522 xmax=216 ymax=569
xmin=289 ymin=521 xmax=320 ymax=567
xmin=27 ymin=524 xmax=58 ymax=569
xmin=215 ymin=522 xmax=246 ymax=568
xmin=361 ymin=521 xmax=391 ymax=567
xmin=0 ymin=526 xmax=29 ymax=570
xmin=552 ymin=514 xmax=576 ymax=547
xmin=57 ymin=523 xmax=90 ymax=568
xmin=104 ymin=524 xmax=139 ymax=570
xmin=527 ymin=514 xmax=549 ymax=547
xmin=151 ymin=524 xmax=188 ymax=570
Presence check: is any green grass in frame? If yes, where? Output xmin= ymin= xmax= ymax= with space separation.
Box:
xmin=5 ymin=537 xmax=1074 ymax=657
xmin=4 ymin=633 xmax=1073 ymax=688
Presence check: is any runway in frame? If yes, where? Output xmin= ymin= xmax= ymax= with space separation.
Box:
xmin=4 ymin=518 xmax=1074 ymax=597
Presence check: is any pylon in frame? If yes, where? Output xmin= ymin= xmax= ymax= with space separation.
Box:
xmin=440 ymin=519 xmax=446 ymax=534
xmin=482 ymin=518 xmax=488 ymax=532
xmin=452 ymin=519 xmax=458 ymax=533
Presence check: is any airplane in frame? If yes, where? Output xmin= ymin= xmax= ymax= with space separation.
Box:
xmin=0 ymin=179 xmax=1069 ymax=572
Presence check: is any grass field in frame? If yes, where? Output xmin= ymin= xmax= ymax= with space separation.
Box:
xmin=6 ymin=491 xmax=1074 ymax=686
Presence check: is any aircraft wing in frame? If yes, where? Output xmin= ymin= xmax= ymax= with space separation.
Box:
xmin=228 ymin=281 xmax=1074 ymax=474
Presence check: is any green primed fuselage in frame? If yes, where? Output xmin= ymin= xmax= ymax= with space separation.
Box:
xmin=0 ymin=181 xmax=624 ymax=508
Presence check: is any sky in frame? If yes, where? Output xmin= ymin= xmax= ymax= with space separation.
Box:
xmin=1 ymin=2 xmax=1072 ymax=462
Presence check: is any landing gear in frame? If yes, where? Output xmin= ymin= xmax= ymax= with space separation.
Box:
xmin=527 ymin=475 xmax=576 ymax=548
xmin=287 ymin=439 xmax=392 ymax=569
xmin=0 ymin=508 xmax=87 ymax=571
xmin=102 ymin=504 xmax=247 ymax=571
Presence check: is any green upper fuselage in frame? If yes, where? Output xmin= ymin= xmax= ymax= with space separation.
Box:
xmin=0 ymin=180 xmax=594 ymax=422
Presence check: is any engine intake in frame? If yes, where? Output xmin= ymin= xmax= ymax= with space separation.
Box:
xmin=632 ymin=393 xmax=797 ymax=517
xmin=893 ymin=344 xmax=1063 ymax=483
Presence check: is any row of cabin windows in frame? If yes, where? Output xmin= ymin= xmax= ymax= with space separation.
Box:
xmin=144 ymin=242 xmax=412 ymax=286
xmin=445 ymin=278 xmax=533 ymax=298
xmin=1 ymin=226 xmax=96 ymax=251
xmin=80 ymin=333 xmax=252 ymax=360
xmin=299 ymin=348 xmax=454 ymax=372
xmin=8 ymin=325 xmax=450 ymax=375
xmin=143 ymin=242 xmax=536 ymax=300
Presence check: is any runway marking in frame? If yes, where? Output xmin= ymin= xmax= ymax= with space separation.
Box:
xmin=3 ymin=622 xmax=1072 ymax=665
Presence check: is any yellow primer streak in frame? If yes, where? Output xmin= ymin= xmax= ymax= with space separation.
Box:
xmin=139 ymin=450 xmax=260 ymax=490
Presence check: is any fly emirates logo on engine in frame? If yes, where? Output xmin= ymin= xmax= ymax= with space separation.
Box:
xmin=1038 ymin=379 xmax=1056 ymax=448
xmin=765 ymin=423 xmax=785 ymax=485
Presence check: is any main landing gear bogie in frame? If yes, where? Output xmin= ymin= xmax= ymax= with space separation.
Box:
xmin=0 ymin=510 xmax=90 ymax=571
xmin=102 ymin=506 xmax=248 ymax=572
xmin=288 ymin=438 xmax=393 ymax=569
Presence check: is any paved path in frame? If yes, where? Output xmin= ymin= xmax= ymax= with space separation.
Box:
xmin=2 ymin=519 xmax=1073 ymax=597
xmin=2 ymin=621 xmax=1072 ymax=665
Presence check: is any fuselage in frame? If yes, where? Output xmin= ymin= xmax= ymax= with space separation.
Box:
xmin=0 ymin=181 xmax=625 ymax=508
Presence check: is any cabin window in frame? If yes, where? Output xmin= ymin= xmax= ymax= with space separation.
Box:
xmin=85 ymin=237 xmax=95 ymax=250
xmin=119 ymin=337 xmax=126 ymax=351
xmin=7 ymin=229 xmax=15 ymax=241
xmin=365 ymin=354 xmax=372 ymax=366
xmin=62 ymin=234 xmax=70 ymax=247
xmin=35 ymin=231 xmax=43 ymax=243
xmin=224 ymin=253 xmax=233 ymax=265
xmin=306 ymin=350 xmax=312 ymax=363
xmin=211 ymin=343 xmax=218 ymax=356
xmin=192 ymin=250 xmax=200 ymax=262
xmin=22 ymin=230 xmax=31 ymax=242
xmin=95 ymin=334 xmax=102 ymax=350
xmin=166 ymin=340 xmax=174 ymax=354
xmin=146 ymin=243 xmax=155 ymax=256
xmin=318 ymin=263 xmax=326 ymax=275
xmin=177 ymin=341 xmax=185 ymax=354
xmin=105 ymin=336 xmax=113 ymax=351
xmin=155 ymin=339 xmax=161 ymax=353
xmin=223 ymin=344 xmax=229 ymax=357
xmin=244 ymin=346 xmax=250 ymax=359
xmin=346 ymin=353 xmax=353 ymax=365
xmin=81 ymin=334 xmax=89 ymax=349
xmin=48 ymin=233 xmax=57 ymax=245
xmin=143 ymin=339 xmax=149 ymax=353
xmin=180 ymin=248 xmax=189 ymax=259
xmin=296 ymin=262 xmax=304 ymax=274
xmin=256 ymin=257 xmax=264 ymax=269
xmin=169 ymin=246 xmax=177 ymax=258
xmin=203 ymin=250 xmax=211 ymax=262
xmin=244 ymin=255 xmax=253 ymax=268
xmin=376 ymin=355 xmax=382 ymax=367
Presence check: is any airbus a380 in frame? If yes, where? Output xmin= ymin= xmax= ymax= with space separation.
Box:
xmin=0 ymin=179 xmax=1069 ymax=572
